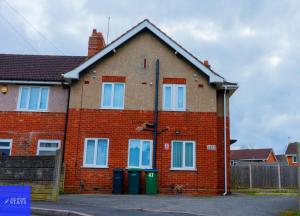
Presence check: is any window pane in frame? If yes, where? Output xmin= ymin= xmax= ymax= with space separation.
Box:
xmin=85 ymin=140 xmax=95 ymax=165
xmin=185 ymin=142 xmax=194 ymax=167
xmin=96 ymin=139 xmax=108 ymax=166
xmin=20 ymin=87 xmax=29 ymax=109
xmin=39 ymin=142 xmax=59 ymax=148
xmin=129 ymin=140 xmax=140 ymax=167
xmin=39 ymin=88 xmax=48 ymax=110
xmin=0 ymin=142 xmax=10 ymax=147
xmin=0 ymin=149 xmax=10 ymax=156
xmin=164 ymin=86 xmax=172 ymax=109
xmin=38 ymin=150 xmax=56 ymax=156
xmin=28 ymin=87 xmax=40 ymax=110
xmin=103 ymin=84 xmax=112 ymax=107
xmin=113 ymin=84 xmax=124 ymax=108
xmin=172 ymin=142 xmax=183 ymax=168
xmin=177 ymin=86 xmax=184 ymax=109
xmin=141 ymin=141 xmax=151 ymax=166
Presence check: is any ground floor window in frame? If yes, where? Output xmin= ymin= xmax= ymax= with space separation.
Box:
xmin=171 ymin=141 xmax=196 ymax=170
xmin=83 ymin=138 xmax=109 ymax=168
xmin=0 ymin=139 xmax=12 ymax=156
xmin=128 ymin=139 xmax=152 ymax=168
xmin=37 ymin=140 xmax=61 ymax=156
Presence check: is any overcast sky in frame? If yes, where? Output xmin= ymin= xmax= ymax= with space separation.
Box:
xmin=0 ymin=0 xmax=299 ymax=154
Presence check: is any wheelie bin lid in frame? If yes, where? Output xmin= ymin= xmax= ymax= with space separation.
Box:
xmin=127 ymin=168 xmax=143 ymax=171
xmin=144 ymin=168 xmax=159 ymax=172
xmin=113 ymin=168 xmax=124 ymax=172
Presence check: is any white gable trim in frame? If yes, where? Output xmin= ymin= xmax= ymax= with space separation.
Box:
xmin=63 ymin=20 xmax=224 ymax=83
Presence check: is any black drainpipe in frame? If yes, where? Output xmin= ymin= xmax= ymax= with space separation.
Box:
xmin=153 ymin=59 xmax=160 ymax=169
xmin=62 ymin=84 xmax=71 ymax=165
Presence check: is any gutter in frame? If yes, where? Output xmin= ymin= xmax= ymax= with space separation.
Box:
xmin=0 ymin=80 xmax=68 ymax=85
xmin=223 ymin=86 xmax=228 ymax=196
xmin=153 ymin=59 xmax=160 ymax=169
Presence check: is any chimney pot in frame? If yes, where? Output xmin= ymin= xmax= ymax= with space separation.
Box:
xmin=88 ymin=29 xmax=106 ymax=57
xmin=203 ymin=60 xmax=211 ymax=68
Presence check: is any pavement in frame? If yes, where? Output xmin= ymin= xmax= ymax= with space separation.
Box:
xmin=32 ymin=193 xmax=297 ymax=216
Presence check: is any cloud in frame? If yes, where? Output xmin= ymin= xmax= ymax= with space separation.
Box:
xmin=161 ymin=20 xmax=220 ymax=42
xmin=268 ymin=55 xmax=281 ymax=67
xmin=240 ymin=27 xmax=256 ymax=37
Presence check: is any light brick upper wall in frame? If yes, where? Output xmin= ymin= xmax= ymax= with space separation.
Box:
xmin=69 ymin=30 xmax=218 ymax=112
xmin=0 ymin=84 xmax=68 ymax=112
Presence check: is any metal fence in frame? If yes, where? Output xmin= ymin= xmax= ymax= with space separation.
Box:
xmin=231 ymin=162 xmax=298 ymax=189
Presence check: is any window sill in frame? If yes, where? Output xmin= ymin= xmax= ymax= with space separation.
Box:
xmin=162 ymin=109 xmax=186 ymax=112
xmin=169 ymin=168 xmax=197 ymax=171
xmin=81 ymin=166 xmax=109 ymax=169
xmin=100 ymin=107 xmax=124 ymax=110
xmin=126 ymin=167 xmax=152 ymax=170
xmin=16 ymin=109 xmax=48 ymax=112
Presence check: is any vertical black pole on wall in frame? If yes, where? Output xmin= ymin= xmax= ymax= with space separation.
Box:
xmin=153 ymin=59 xmax=160 ymax=169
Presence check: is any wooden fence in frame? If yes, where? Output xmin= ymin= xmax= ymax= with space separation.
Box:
xmin=231 ymin=162 xmax=297 ymax=189
xmin=0 ymin=149 xmax=62 ymax=201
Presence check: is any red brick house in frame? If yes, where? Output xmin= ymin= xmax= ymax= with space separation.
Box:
xmin=285 ymin=142 xmax=299 ymax=166
xmin=0 ymin=19 xmax=238 ymax=195
xmin=230 ymin=148 xmax=277 ymax=166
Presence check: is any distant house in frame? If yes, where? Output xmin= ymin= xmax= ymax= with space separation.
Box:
xmin=275 ymin=154 xmax=287 ymax=164
xmin=285 ymin=142 xmax=299 ymax=166
xmin=230 ymin=148 xmax=277 ymax=166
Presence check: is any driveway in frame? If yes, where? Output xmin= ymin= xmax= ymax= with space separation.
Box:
xmin=32 ymin=193 xmax=297 ymax=216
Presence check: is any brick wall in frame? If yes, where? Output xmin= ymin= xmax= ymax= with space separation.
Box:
xmin=0 ymin=112 xmax=66 ymax=155
xmin=64 ymin=108 xmax=230 ymax=195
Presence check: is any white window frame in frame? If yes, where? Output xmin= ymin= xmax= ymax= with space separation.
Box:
xmin=36 ymin=140 xmax=61 ymax=156
xmin=127 ymin=139 xmax=153 ymax=169
xmin=83 ymin=138 xmax=109 ymax=168
xmin=171 ymin=140 xmax=196 ymax=170
xmin=0 ymin=139 xmax=12 ymax=156
xmin=163 ymin=84 xmax=186 ymax=111
xmin=292 ymin=155 xmax=298 ymax=163
xmin=17 ymin=86 xmax=49 ymax=112
xmin=100 ymin=82 xmax=125 ymax=109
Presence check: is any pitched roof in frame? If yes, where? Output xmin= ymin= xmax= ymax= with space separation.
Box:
xmin=64 ymin=19 xmax=230 ymax=84
xmin=0 ymin=54 xmax=86 ymax=82
xmin=230 ymin=148 xmax=273 ymax=161
xmin=285 ymin=142 xmax=299 ymax=155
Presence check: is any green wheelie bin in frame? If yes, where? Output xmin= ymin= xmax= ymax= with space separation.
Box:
xmin=127 ymin=168 xmax=142 ymax=194
xmin=144 ymin=169 xmax=158 ymax=194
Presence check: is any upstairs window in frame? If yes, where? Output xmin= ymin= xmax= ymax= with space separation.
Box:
xmin=163 ymin=84 xmax=186 ymax=111
xmin=37 ymin=140 xmax=60 ymax=156
xmin=18 ymin=86 xmax=49 ymax=111
xmin=292 ymin=155 xmax=298 ymax=163
xmin=0 ymin=139 xmax=12 ymax=157
xmin=101 ymin=83 xmax=125 ymax=109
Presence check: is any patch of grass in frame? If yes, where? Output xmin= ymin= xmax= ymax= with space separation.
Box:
xmin=281 ymin=211 xmax=300 ymax=216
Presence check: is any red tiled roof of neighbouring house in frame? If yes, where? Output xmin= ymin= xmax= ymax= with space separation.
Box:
xmin=285 ymin=142 xmax=299 ymax=155
xmin=0 ymin=54 xmax=86 ymax=82
xmin=230 ymin=148 xmax=273 ymax=161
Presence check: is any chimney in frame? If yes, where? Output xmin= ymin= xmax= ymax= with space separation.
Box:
xmin=203 ymin=60 xmax=211 ymax=69
xmin=88 ymin=29 xmax=106 ymax=57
